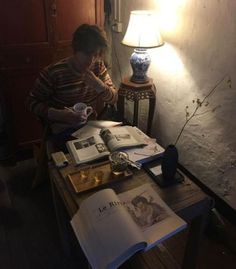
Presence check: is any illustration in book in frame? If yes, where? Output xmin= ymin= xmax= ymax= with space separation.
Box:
xmin=71 ymin=183 xmax=187 ymax=269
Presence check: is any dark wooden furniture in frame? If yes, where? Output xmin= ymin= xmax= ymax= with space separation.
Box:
xmin=117 ymin=77 xmax=156 ymax=135
xmin=49 ymin=154 xmax=213 ymax=269
xmin=0 ymin=0 xmax=104 ymax=154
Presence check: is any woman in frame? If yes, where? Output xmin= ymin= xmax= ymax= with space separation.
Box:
xmin=26 ymin=24 xmax=118 ymax=135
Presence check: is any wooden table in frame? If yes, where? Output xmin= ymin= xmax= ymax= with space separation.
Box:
xmin=49 ymin=155 xmax=213 ymax=269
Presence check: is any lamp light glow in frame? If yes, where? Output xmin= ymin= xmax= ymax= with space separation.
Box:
xmin=122 ymin=10 xmax=164 ymax=83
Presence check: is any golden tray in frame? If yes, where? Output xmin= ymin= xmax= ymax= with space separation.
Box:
xmin=67 ymin=161 xmax=133 ymax=194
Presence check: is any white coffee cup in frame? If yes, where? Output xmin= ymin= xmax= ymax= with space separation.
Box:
xmin=73 ymin=102 xmax=93 ymax=123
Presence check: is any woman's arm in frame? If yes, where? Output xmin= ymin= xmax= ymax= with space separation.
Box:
xmin=84 ymin=60 xmax=118 ymax=105
xmin=26 ymin=67 xmax=54 ymax=120
xmin=26 ymin=67 xmax=86 ymax=125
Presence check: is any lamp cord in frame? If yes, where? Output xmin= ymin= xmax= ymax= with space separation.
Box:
xmin=111 ymin=29 xmax=123 ymax=83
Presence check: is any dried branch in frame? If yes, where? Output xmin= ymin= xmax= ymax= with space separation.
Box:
xmin=174 ymin=74 xmax=231 ymax=146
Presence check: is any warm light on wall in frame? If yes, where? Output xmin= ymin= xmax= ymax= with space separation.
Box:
xmin=149 ymin=43 xmax=185 ymax=75
xmin=158 ymin=0 xmax=186 ymax=33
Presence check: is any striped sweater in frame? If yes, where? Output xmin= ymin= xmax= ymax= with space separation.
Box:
xmin=26 ymin=57 xmax=118 ymax=120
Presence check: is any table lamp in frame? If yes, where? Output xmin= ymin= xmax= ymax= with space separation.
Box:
xmin=122 ymin=10 xmax=164 ymax=84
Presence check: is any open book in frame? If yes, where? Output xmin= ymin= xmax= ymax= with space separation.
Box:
xmin=66 ymin=125 xmax=147 ymax=165
xmin=71 ymin=183 xmax=187 ymax=269
xmin=123 ymin=128 xmax=164 ymax=164
xmin=71 ymin=120 xmax=123 ymax=138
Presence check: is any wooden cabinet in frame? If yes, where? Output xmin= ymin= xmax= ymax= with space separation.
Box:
xmin=0 ymin=0 xmax=104 ymax=154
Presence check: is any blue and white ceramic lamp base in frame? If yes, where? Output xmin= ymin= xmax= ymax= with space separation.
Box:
xmin=130 ymin=48 xmax=151 ymax=84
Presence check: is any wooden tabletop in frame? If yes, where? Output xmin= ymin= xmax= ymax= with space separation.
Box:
xmin=49 ymin=154 xmax=212 ymax=221
xmin=49 ymin=154 xmax=213 ymax=269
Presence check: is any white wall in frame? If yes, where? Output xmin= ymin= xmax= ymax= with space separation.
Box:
xmin=110 ymin=0 xmax=236 ymax=209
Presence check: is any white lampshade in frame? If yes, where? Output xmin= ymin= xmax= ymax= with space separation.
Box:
xmin=122 ymin=10 xmax=164 ymax=48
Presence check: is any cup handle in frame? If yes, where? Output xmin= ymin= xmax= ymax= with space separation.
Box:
xmin=86 ymin=106 xmax=93 ymax=117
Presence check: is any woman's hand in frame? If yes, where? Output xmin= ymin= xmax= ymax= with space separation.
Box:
xmin=48 ymin=107 xmax=87 ymax=125
xmin=83 ymin=70 xmax=106 ymax=93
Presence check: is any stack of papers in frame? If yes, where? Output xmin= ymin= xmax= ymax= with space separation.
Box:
xmin=124 ymin=141 xmax=164 ymax=164
xmin=123 ymin=128 xmax=164 ymax=164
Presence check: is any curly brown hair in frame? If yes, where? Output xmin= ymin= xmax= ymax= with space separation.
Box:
xmin=72 ymin=24 xmax=108 ymax=55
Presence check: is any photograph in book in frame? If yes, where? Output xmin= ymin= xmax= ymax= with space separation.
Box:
xmin=70 ymin=183 xmax=187 ymax=269
xmin=99 ymin=126 xmax=146 ymax=152
xmin=66 ymin=125 xmax=147 ymax=165
xmin=66 ymin=134 xmax=110 ymax=165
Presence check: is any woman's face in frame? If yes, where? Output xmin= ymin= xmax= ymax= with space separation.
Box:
xmin=74 ymin=51 xmax=100 ymax=72
xmin=136 ymin=201 xmax=147 ymax=212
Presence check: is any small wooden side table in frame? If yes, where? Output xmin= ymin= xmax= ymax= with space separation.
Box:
xmin=117 ymin=77 xmax=156 ymax=135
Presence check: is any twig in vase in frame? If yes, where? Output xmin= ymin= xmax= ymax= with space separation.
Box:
xmin=174 ymin=74 xmax=231 ymax=146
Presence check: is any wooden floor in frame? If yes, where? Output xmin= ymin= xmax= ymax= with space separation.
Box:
xmin=0 ymin=158 xmax=236 ymax=269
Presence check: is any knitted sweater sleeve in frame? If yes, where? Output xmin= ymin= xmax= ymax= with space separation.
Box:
xmin=96 ymin=60 xmax=118 ymax=105
xmin=26 ymin=66 xmax=54 ymax=120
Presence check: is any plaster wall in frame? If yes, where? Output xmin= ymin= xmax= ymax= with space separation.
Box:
xmin=110 ymin=0 xmax=236 ymax=209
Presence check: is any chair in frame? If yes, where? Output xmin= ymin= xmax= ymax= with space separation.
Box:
xmin=32 ymin=124 xmax=51 ymax=188
xmin=96 ymin=104 xmax=118 ymax=121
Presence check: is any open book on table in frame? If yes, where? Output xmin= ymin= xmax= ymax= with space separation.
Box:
xmin=71 ymin=183 xmax=187 ymax=269
xmin=123 ymin=128 xmax=165 ymax=164
xmin=66 ymin=125 xmax=147 ymax=165
xmin=71 ymin=120 xmax=123 ymax=138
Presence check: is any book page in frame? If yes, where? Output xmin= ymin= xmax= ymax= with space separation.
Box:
xmin=125 ymin=142 xmax=164 ymax=163
xmin=71 ymin=125 xmax=101 ymax=138
xmin=71 ymin=189 xmax=145 ymax=269
xmin=88 ymin=120 xmax=123 ymax=128
xmin=123 ymin=127 xmax=164 ymax=163
xmin=66 ymin=134 xmax=110 ymax=165
xmin=100 ymin=126 xmax=146 ymax=152
xmin=118 ymin=183 xmax=187 ymax=251
xmin=71 ymin=121 xmax=122 ymax=138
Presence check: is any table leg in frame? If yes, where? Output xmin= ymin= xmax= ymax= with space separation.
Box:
xmin=133 ymin=99 xmax=139 ymax=126
xmin=50 ymin=177 xmax=73 ymax=257
xmin=147 ymin=97 xmax=155 ymax=135
xmin=182 ymin=214 xmax=206 ymax=269
xmin=117 ymin=95 xmax=125 ymax=122
xmin=50 ymin=177 xmax=88 ymax=267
